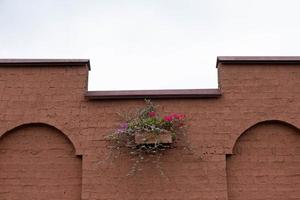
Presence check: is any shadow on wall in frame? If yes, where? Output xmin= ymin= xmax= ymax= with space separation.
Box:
xmin=0 ymin=123 xmax=82 ymax=200
xmin=226 ymin=120 xmax=300 ymax=200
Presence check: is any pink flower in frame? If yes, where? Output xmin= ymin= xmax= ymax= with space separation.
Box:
xmin=164 ymin=115 xmax=173 ymax=122
xmin=148 ymin=111 xmax=156 ymax=118
xmin=164 ymin=113 xmax=185 ymax=122
xmin=173 ymin=113 xmax=185 ymax=120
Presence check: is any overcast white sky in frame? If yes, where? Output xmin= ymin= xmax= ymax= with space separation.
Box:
xmin=1 ymin=0 xmax=300 ymax=90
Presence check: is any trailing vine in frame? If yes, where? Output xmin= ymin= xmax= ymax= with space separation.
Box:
xmin=103 ymin=99 xmax=188 ymax=177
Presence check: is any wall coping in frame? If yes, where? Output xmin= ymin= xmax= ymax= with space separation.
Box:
xmin=85 ymin=89 xmax=221 ymax=100
xmin=4 ymin=57 xmax=299 ymax=99
xmin=1 ymin=57 xmax=300 ymax=71
xmin=0 ymin=59 xmax=91 ymax=70
xmin=217 ymin=56 xmax=300 ymax=67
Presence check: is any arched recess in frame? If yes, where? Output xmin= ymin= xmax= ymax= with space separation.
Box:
xmin=226 ymin=120 xmax=300 ymax=200
xmin=0 ymin=123 xmax=82 ymax=200
xmin=0 ymin=121 xmax=83 ymax=155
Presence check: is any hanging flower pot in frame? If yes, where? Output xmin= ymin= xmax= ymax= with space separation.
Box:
xmin=134 ymin=131 xmax=173 ymax=145
xmin=105 ymin=99 xmax=187 ymax=176
xmin=107 ymin=99 xmax=186 ymax=151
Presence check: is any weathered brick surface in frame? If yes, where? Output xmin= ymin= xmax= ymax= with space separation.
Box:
xmin=0 ymin=61 xmax=299 ymax=200
xmin=0 ymin=124 xmax=82 ymax=200
xmin=227 ymin=122 xmax=300 ymax=200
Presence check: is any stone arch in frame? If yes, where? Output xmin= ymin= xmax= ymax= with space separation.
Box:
xmin=0 ymin=123 xmax=82 ymax=200
xmin=226 ymin=120 xmax=300 ymax=200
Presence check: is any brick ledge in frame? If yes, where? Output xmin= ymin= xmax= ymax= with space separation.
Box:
xmin=217 ymin=56 xmax=300 ymax=67
xmin=85 ymin=89 xmax=221 ymax=100
xmin=0 ymin=59 xmax=91 ymax=70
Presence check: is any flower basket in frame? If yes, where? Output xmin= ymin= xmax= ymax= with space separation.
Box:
xmin=106 ymin=100 xmax=187 ymax=176
xmin=134 ymin=131 xmax=173 ymax=145
xmin=107 ymin=99 xmax=185 ymax=150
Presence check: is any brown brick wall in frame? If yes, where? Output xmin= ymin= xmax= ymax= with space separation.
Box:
xmin=0 ymin=59 xmax=299 ymax=200
xmin=226 ymin=121 xmax=300 ymax=200
xmin=0 ymin=66 xmax=88 ymax=155
xmin=0 ymin=124 xmax=82 ymax=199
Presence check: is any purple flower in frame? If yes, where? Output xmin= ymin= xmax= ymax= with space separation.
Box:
xmin=117 ymin=123 xmax=128 ymax=133
xmin=120 ymin=123 xmax=128 ymax=129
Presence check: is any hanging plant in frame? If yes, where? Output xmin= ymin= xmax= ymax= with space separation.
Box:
xmin=105 ymin=99 xmax=187 ymax=176
xmin=107 ymin=99 xmax=185 ymax=151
